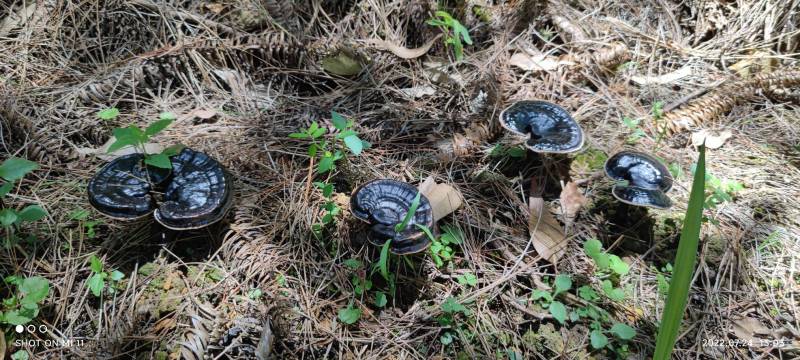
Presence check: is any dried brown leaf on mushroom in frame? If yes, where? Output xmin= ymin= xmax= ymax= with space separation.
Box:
xmin=528 ymin=195 xmax=567 ymax=264
xmin=558 ymin=181 xmax=587 ymax=230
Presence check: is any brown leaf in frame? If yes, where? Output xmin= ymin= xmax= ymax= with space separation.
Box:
xmin=509 ymin=51 xmax=575 ymax=72
xmin=419 ymin=176 xmax=464 ymax=221
xmin=529 ymin=196 xmax=567 ymax=264
xmin=365 ymin=34 xmax=442 ymax=59
xmin=559 ymin=181 xmax=587 ymax=230
xmin=691 ymin=129 xmax=732 ymax=149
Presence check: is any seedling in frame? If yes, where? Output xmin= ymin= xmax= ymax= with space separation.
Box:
xmin=86 ymin=254 xmax=125 ymax=297
xmin=584 ymin=239 xmax=629 ymax=301
xmin=427 ymin=11 xmax=473 ymax=61
xmin=1 ymin=275 xmax=49 ymax=326
xmin=0 ymin=158 xmax=46 ymax=246
xmin=622 ymin=116 xmax=646 ymax=144
xmin=100 ymin=109 xmax=182 ymax=169
xmin=416 ymin=224 xmax=462 ymax=268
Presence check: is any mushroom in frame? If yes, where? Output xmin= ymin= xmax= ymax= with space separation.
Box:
xmin=604 ymin=151 xmax=673 ymax=209
xmin=350 ymin=179 xmax=434 ymax=255
xmin=499 ymin=100 xmax=584 ymax=154
xmin=88 ymin=148 xmax=233 ymax=229
xmin=153 ymin=148 xmax=233 ymax=230
xmin=87 ymin=153 xmax=170 ymax=220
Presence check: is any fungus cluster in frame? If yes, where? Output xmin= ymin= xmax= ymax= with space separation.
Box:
xmin=88 ymin=148 xmax=233 ymax=230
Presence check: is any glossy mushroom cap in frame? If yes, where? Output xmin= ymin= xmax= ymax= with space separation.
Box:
xmin=153 ymin=148 xmax=233 ymax=230
xmin=87 ymin=154 xmax=170 ymax=220
xmin=350 ymin=179 xmax=435 ymax=255
xmin=604 ymin=151 xmax=673 ymax=209
xmin=499 ymin=100 xmax=584 ymax=153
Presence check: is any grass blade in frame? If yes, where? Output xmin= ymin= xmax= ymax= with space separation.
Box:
xmin=394 ymin=192 xmax=421 ymax=232
xmin=654 ymin=145 xmax=706 ymax=359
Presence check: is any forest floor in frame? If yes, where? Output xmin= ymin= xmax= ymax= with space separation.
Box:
xmin=1 ymin=0 xmax=799 ymax=359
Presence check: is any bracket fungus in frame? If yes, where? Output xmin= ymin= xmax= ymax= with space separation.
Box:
xmin=499 ymin=100 xmax=584 ymax=154
xmin=604 ymin=151 xmax=673 ymax=209
xmin=350 ymin=179 xmax=434 ymax=255
xmin=88 ymin=148 xmax=233 ymax=229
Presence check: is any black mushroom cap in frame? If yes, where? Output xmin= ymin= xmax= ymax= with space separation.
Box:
xmin=350 ymin=179 xmax=435 ymax=255
xmin=153 ymin=148 xmax=233 ymax=230
xmin=87 ymin=153 xmax=170 ymax=220
xmin=499 ymin=100 xmax=584 ymax=154
xmin=604 ymin=151 xmax=673 ymax=209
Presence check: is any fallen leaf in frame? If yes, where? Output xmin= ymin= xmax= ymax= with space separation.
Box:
xmin=529 ymin=196 xmax=567 ymax=264
xmin=691 ymin=129 xmax=732 ymax=149
xmin=629 ymin=65 xmax=693 ymax=85
xmin=559 ymin=181 xmax=587 ymax=230
xmin=204 ymin=3 xmax=225 ymax=14
xmin=255 ymin=318 xmax=274 ymax=360
xmin=509 ymin=52 xmax=575 ymax=72
xmin=419 ymin=176 xmax=464 ymax=221
xmin=365 ymin=34 xmax=441 ymax=59
xmin=731 ymin=317 xmax=775 ymax=344
xmin=153 ymin=317 xmax=177 ymax=334
xmin=191 ymin=108 xmax=218 ymax=120
xmin=321 ymin=49 xmax=364 ymax=76
xmin=399 ymin=85 xmax=436 ymax=98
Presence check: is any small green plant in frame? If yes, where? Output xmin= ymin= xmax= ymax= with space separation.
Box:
xmin=654 ymin=263 xmax=673 ymax=297
xmin=654 ymin=145 xmax=706 ymax=359
xmin=622 ymin=116 xmax=646 ymax=144
xmin=101 ymin=109 xmax=182 ymax=169
xmin=0 ymin=158 xmax=46 ymax=246
xmin=1 ymin=275 xmax=50 ymax=326
xmin=584 ymin=239 xmax=629 ymax=301
xmin=437 ymin=296 xmax=471 ymax=346
xmin=490 ymin=144 xmax=527 ymax=159
xmin=427 ymin=11 xmax=473 ymax=61
xmin=416 ymin=224 xmax=463 ymax=268
xmin=68 ymin=208 xmax=101 ymax=239
xmin=338 ymin=302 xmax=361 ymax=325
xmin=531 ymin=274 xmax=571 ymax=324
xmin=456 ymin=272 xmax=478 ymax=287
xmin=86 ymin=254 xmax=125 ymax=297
xmin=291 ymin=111 xmax=368 ymax=236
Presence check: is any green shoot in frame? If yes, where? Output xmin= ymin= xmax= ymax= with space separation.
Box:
xmin=427 ymin=11 xmax=473 ymax=61
xmin=86 ymin=254 xmax=125 ymax=298
xmin=395 ymin=192 xmax=421 ymax=232
xmin=104 ymin=110 xmax=178 ymax=169
xmin=654 ymin=145 xmax=706 ymax=359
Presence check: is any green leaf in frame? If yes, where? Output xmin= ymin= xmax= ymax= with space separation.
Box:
xmin=457 ymin=273 xmax=478 ymax=287
xmin=288 ymin=132 xmax=308 ymax=139
xmin=553 ymin=274 xmax=572 ymax=296
xmin=110 ymin=270 xmax=125 ymax=281
xmin=337 ymin=305 xmax=361 ymax=325
xmin=531 ymin=289 xmax=553 ymax=302
xmin=87 ymin=273 xmax=106 ymax=297
xmin=610 ymin=323 xmax=636 ymax=340
xmin=19 ymin=276 xmax=49 ymax=305
xmin=440 ymin=331 xmax=454 ymax=345
xmin=584 ymin=238 xmax=603 ymax=258
xmin=247 ymin=288 xmax=263 ymax=300
xmin=374 ymin=291 xmax=388 ymax=307
xmin=654 ymin=145 xmax=706 ymax=360
xmin=97 ymin=107 xmax=120 ymax=120
xmin=145 ymin=118 xmax=174 ymax=137
xmin=394 ymin=192 xmax=421 ymax=232
xmin=343 ymin=135 xmax=363 ymax=155
xmin=608 ymin=255 xmax=630 ymax=276
xmin=317 ymin=152 xmax=335 ymax=174
xmin=161 ymin=144 xmax=185 ymax=157
xmin=577 ymin=286 xmax=599 ymax=301
xmin=441 ymin=297 xmax=469 ymax=315
xmin=379 ymin=239 xmax=391 ymax=281
xmin=17 ymin=205 xmax=46 ymax=222
xmin=106 ymin=137 xmax=138 ymax=154
xmin=452 ymin=21 xmax=472 ymax=45
xmin=590 ymin=330 xmax=609 ymax=349
xmin=602 ymin=280 xmax=625 ymax=301
xmin=321 ymin=52 xmax=364 ymax=76
xmin=68 ymin=209 xmax=90 ymax=221
xmin=549 ymin=301 xmax=567 ymax=324
xmin=4 ymin=308 xmax=34 ymax=325
xmin=0 ymin=157 xmax=38 ymax=182
xmin=11 ymin=350 xmax=30 ymax=360
xmin=0 ymin=208 xmax=18 ymax=226
xmin=0 ymin=181 xmax=14 ymax=197
xmin=144 ymin=153 xmax=172 ymax=169
xmin=440 ymin=225 xmax=463 ymax=244
xmin=343 ymin=258 xmax=362 ymax=270
xmin=89 ymin=254 xmax=103 ymax=273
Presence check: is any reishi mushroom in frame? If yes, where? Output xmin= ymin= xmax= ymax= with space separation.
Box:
xmin=604 ymin=151 xmax=673 ymax=209
xmin=88 ymin=148 xmax=233 ymax=229
xmin=350 ymin=179 xmax=434 ymax=255
xmin=499 ymin=100 xmax=584 ymax=154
